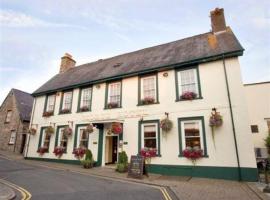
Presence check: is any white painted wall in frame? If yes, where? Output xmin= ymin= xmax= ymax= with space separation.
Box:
xmin=26 ymin=57 xmax=257 ymax=169
xmin=244 ymin=82 xmax=270 ymax=148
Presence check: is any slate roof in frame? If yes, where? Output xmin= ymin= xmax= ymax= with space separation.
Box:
xmin=33 ymin=27 xmax=244 ymax=96
xmin=12 ymin=89 xmax=34 ymax=121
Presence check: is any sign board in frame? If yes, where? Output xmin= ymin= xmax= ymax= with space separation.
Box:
xmin=128 ymin=155 xmax=144 ymax=179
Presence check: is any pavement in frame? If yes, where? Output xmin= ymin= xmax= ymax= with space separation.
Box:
xmin=0 ymin=182 xmax=16 ymax=200
xmin=0 ymin=150 xmax=270 ymax=200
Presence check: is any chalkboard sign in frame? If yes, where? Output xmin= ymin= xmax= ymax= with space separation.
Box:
xmin=128 ymin=155 xmax=144 ymax=179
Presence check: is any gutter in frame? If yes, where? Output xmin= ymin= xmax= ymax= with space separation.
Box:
xmin=222 ymin=54 xmax=242 ymax=181
xmin=32 ymin=50 xmax=244 ymax=97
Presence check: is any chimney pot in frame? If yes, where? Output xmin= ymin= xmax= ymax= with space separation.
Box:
xmin=210 ymin=8 xmax=226 ymax=33
xmin=59 ymin=53 xmax=76 ymax=73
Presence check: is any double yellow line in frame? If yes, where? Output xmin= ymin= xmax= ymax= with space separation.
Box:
xmin=0 ymin=179 xmax=32 ymax=200
xmin=160 ymin=187 xmax=172 ymax=200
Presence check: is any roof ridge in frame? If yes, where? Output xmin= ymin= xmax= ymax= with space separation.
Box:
xmin=12 ymin=88 xmax=31 ymax=95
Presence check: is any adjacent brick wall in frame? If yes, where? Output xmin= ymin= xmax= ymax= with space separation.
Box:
xmin=0 ymin=91 xmax=29 ymax=153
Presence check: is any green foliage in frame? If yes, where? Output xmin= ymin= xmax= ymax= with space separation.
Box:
xmin=265 ymin=135 xmax=270 ymax=148
xmin=81 ymin=149 xmax=94 ymax=169
xmin=116 ymin=151 xmax=128 ymax=173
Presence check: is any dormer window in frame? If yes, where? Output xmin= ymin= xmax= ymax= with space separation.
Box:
xmin=60 ymin=91 xmax=73 ymax=114
xmin=105 ymin=81 xmax=122 ymax=109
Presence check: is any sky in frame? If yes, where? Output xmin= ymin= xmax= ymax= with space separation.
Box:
xmin=0 ymin=0 xmax=269 ymax=104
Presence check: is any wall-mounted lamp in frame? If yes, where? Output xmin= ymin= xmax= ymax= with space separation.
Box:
xmin=163 ymin=72 xmax=168 ymax=77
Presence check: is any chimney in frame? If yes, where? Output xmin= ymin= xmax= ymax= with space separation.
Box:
xmin=59 ymin=53 xmax=76 ymax=73
xmin=210 ymin=8 xmax=227 ymax=33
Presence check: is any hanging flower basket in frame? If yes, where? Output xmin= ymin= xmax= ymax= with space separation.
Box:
xmin=182 ymin=147 xmax=203 ymax=165
xmin=43 ymin=111 xmax=53 ymax=117
xmin=63 ymin=127 xmax=73 ymax=137
xmin=180 ymin=91 xmax=197 ymax=100
xmin=160 ymin=118 xmax=173 ymax=132
xmin=80 ymin=106 xmax=90 ymax=112
xmin=29 ymin=128 xmax=37 ymax=135
xmin=84 ymin=124 xmax=94 ymax=134
xmin=107 ymin=102 xmax=119 ymax=109
xmin=111 ymin=122 xmax=122 ymax=134
xmin=53 ymin=146 xmax=65 ymax=157
xmin=209 ymin=112 xmax=223 ymax=127
xmin=45 ymin=126 xmax=54 ymax=135
xmin=141 ymin=97 xmax=155 ymax=105
xmin=37 ymin=146 xmax=47 ymax=155
xmin=60 ymin=108 xmax=71 ymax=114
xmin=73 ymin=147 xmax=86 ymax=159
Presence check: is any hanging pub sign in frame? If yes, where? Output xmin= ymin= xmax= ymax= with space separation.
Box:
xmin=127 ymin=155 xmax=144 ymax=179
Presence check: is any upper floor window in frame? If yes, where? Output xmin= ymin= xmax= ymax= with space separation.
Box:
xmin=78 ymin=87 xmax=92 ymax=112
xmin=9 ymin=130 xmax=16 ymax=144
xmin=60 ymin=91 xmax=73 ymax=114
xmin=43 ymin=94 xmax=55 ymax=117
xmin=139 ymin=75 xmax=158 ymax=105
xmin=5 ymin=110 xmax=12 ymax=123
xmin=105 ymin=81 xmax=121 ymax=109
xmin=178 ymin=117 xmax=207 ymax=157
xmin=176 ymin=67 xmax=201 ymax=101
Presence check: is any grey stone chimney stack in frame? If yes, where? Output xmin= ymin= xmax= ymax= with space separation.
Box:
xmin=210 ymin=8 xmax=227 ymax=33
xmin=60 ymin=53 xmax=76 ymax=73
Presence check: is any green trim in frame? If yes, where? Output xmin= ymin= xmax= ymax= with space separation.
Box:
xmin=38 ymin=126 xmax=50 ymax=153
xmin=77 ymin=86 xmax=93 ymax=112
xmin=59 ymin=90 xmax=73 ymax=114
xmin=32 ymin=50 xmax=243 ymax=97
xmin=175 ymin=66 xmax=202 ymax=101
xmin=25 ymin=157 xmax=81 ymax=165
xmin=138 ymin=120 xmax=161 ymax=156
xmin=43 ymin=93 xmax=56 ymax=116
xmin=147 ymin=164 xmax=258 ymax=182
xmin=137 ymin=74 xmax=159 ymax=106
xmin=104 ymin=80 xmax=122 ymax=109
xmin=178 ymin=116 xmax=208 ymax=157
xmin=96 ymin=125 xmax=104 ymax=166
xmin=55 ymin=125 xmax=68 ymax=153
xmin=73 ymin=124 xmax=89 ymax=149
xmin=119 ymin=123 xmax=123 ymax=141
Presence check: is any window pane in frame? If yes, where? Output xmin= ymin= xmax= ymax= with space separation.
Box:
xmin=47 ymin=95 xmax=55 ymax=111
xmin=79 ymin=129 xmax=88 ymax=148
xmin=143 ymin=77 xmax=155 ymax=99
xmin=5 ymin=111 xmax=12 ymax=122
xmin=183 ymin=120 xmax=202 ymax=149
xmin=179 ymin=69 xmax=197 ymax=94
xmin=108 ymin=82 xmax=121 ymax=105
xmin=81 ymin=88 xmax=91 ymax=107
xmin=9 ymin=131 xmax=16 ymax=144
xmin=144 ymin=139 xmax=156 ymax=148
xmin=184 ymin=122 xmax=200 ymax=137
xmin=63 ymin=92 xmax=72 ymax=109
xmin=185 ymin=137 xmax=201 ymax=148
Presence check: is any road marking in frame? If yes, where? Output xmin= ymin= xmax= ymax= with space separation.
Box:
xmin=0 ymin=178 xmax=32 ymax=200
xmin=160 ymin=187 xmax=172 ymax=200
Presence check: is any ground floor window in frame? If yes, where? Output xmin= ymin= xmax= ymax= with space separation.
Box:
xmin=74 ymin=125 xmax=89 ymax=149
xmin=138 ymin=120 xmax=161 ymax=156
xmin=38 ymin=127 xmax=52 ymax=152
xmin=178 ymin=117 xmax=207 ymax=157
xmin=55 ymin=126 xmax=68 ymax=152
xmin=9 ymin=130 xmax=16 ymax=144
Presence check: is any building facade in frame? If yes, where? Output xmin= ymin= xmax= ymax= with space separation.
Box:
xmin=244 ymin=82 xmax=270 ymax=160
xmin=25 ymin=8 xmax=257 ymax=181
xmin=0 ymin=89 xmax=33 ymax=153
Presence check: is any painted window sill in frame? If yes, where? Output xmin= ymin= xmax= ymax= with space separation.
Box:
xmin=178 ymin=154 xmax=209 ymax=158
xmin=77 ymin=110 xmax=91 ymax=113
xmin=59 ymin=112 xmax=72 ymax=115
xmin=104 ymin=106 xmax=122 ymax=110
xmin=175 ymin=97 xmax=203 ymax=102
xmin=137 ymin=102 xmax=160 ymax=106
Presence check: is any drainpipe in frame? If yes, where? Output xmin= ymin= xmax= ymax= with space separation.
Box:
xmin=222 ymin=55 xmax=242 ymax=181
xmin=25 ymin=98 xmax=36 ymax=158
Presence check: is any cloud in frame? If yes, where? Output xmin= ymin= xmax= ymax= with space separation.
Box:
xmin=0 ymin=9 xmax=88 ymax=29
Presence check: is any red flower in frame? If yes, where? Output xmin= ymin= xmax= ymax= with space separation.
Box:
xmin=37 ymin=147 xmax=47 ymax=155
xmin=53 ymin=146 xmax=65 ymax=157
xmin=73 ymin=147 xmax=86 ymax=159
xmin=111 ymin=122 xmax=122 ymax=134
xmin=180 ymin=91 xmax=197 ymax=100
xmin=140 ymin=148 xmax=157 ymax=158
xmin=182 ymin=148 xmax=203 ymax=160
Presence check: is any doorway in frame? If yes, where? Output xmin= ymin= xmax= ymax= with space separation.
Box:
xmin=20 ymin=134 xmax=26 ymax=154
xmin=105 ymin=136 xmax=118 ymax=165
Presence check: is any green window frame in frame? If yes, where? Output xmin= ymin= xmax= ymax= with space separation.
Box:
xmin=59 ymin=90 xmax=73 ymax=114
xmin=73 ymin=124 xmax=90 ymax=150
xmin=175 ymin=66 xmax=202 ymax=101
xmin=178 ymin=116 xmax=208 ymax=157
xmin=77 ymin=87 xmax=93 ymax=112
xmin=43 ymin=93 xmax=56 ymax=115
xmin=55 ymin=125 xmax=69 ymax=153
xmin=138 ymin=74 xmax=159 ymax=106
xmin=104 ymin=80 xmax=122 ymax=109
xmin=138 ymin=120 xmax=161 ymax=156
xmin=38 ymin=126 xmax=51 ymax=153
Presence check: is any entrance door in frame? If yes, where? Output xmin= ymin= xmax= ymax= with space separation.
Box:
xmin=105 ymin=136 xmax=118 ymax=164
xmin=20 ymin=134 xmax=26 ymax=154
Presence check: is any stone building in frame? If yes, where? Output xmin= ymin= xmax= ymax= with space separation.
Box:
xmin=0 ymin=89 xmax=33 ymax=153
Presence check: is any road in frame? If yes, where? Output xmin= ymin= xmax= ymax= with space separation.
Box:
xmin=0 ymin=157 xmax=165 ymax=200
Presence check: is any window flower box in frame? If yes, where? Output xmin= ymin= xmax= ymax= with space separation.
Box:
xmin=107 ymin=102 xmax=119 ymax=109
xmin=80 ymin=106 xmax=90 ymax=112
xmin=182 ymin=147 xmax=203 ymax=164
xmin=43 ymin=111 xmax=54 ymax=117
xmin=111 ymin=122 xmax=122 ymax=134
xmin=140 ymin=148 xmax=157 ymax=158
xmin=73 ymin=147 xmax=86 ymax=159
xmin=53 ymin=146 xmax=65 ymax=157
xmin=60 ymin=108 xmax=71 ymax=114
xmin=180 ymin=91 xmax=197 ymax=100
xmin=141 ymin=97 xmax=155 ymax=105
xmin=63 ymin=127 xmax=73 ymax=137
xmin=37 ymin=146 xmax=47 ymax=155
xmin=45 ymin=126 xmax=54 ymax=136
